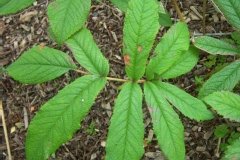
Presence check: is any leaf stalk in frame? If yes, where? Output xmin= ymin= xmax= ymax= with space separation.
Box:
xmin=75 ymin=69 xmax=145 ymax=83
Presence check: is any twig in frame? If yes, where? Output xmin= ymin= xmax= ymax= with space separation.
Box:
xmin=23 ymin=107 xmax=29 ymax=129
xmin=172 ymin=0 xmax=185 ymax=22
xmin=215 ymin=138 xmax=221 ymax=157
xmin=203 ymin=0 xmax=207 ymax=34
xmin=75 ymin=69 xmax=146 ymax=83
xmin=0 ymin=100 xmax=12 ymax=160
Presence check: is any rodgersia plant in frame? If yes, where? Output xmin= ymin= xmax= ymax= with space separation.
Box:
xmin=4 ymin=0 xmax=214 ymax=159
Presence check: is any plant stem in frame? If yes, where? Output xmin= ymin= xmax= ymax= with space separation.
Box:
xmin=75 ymin=69 xmax=89 ymax=75
xmin=172 ymin=0 xmax=185 ymax=22
xmin=106 ymin=77 xmax=128 ymax=83
xmin=75 ymin=69 xmax=145 ymax=83
xmin=0 ymin=100 xmax=12 ymax=160
xmin=216 ymin=138 xmax=221 ymax=157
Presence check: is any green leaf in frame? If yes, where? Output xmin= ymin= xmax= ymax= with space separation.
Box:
xmin=214 ymin=124 xmax=229 ymax=138
xmin=123 ymin=0 xmax=159 ymax=80
xmin=160 ymin=46 xmax=199 ymax=79
xmin=159 ymin=12 xmax=173 ymax=27
xmin=199 ymin=61 xmax=240 ymax=98
xmin=224 ymin=138 xmax=240 ymax=160
xmin=106 ymin=83 xmax=144 ymax=160
xmin=204 ymin=91 xmax=240 ymax=122
xmin=110 ymin=0 xmax=172 ymax=27
xmin=26 ymin=75 xmax=106 ymax=160
xmin=156 ymin=81 xmax=213 ymax=121
xmin=47 ymin=0 xmax=91 ymax=44
xmin=213 ymin=0 xmax=240 ymax=30
xmin=0 ymin=0 xmax=8 ymax=6
xmin=194 ymin=36 xmax=240 ymax=55
xmin=7 ymin=46 xmax=76 ymax=84
xmin=146 ymin=22 xmax=189 ymax=80
xmin=0 ymin=0 xmax=34 ymax=15
xmin=231 ymin=31 xmax=240 ymax=45
xmin=144 ymin=82 xmax=185 ymax=160
xmin=110 ymin=0 xmax=129 ymax=12
xmin=66 ymin=28 xmax=109 ymax=76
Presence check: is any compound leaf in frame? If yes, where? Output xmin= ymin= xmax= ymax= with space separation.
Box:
xmin=144 ymin=82 xmax=185 ymax=160
xmin=66 ymin=28 xmax=109 ymax=76
xmin=160 ymin=46 xmax=199 ymax=79
xmin=7 ymin=46 xmax=76 ymax=84
xmin=156 ymin=81 xmax=213 ymax=121
xmin=106 ymin=83 xmax=144 ymax=160
xmin=199 ymin=60 xmax=240 ymax=98
xmin=47 ymin=0 xmax=91 ymax=44
xmin=194 ymin=36 xmax=240 ymax=55
xmin=213 ymin=0 xmax=240 ymax=30
xmin=123 ymin=0 xmax=159 ymax=80
xmin=224 ymin=138 xmax=240 ymax=160
xmin=26 ymin=75 xmax=107 ymax=160
xmin=146 ymin=22 xmax=189 ymax=80
xmin=204 ymin=91 xmax=240 ymax=122
xmin=0 ymin=0 xmax=34 ymax=15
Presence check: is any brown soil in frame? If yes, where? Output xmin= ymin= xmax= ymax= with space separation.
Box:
xmin=1 ymin=0 xmax=239 ymax=160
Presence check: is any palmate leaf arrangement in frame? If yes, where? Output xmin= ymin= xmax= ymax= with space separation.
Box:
xmin=1 ymin=0 xmax=222 ymax=160
xmin=193 ymin=0 xmax=240 ymax=159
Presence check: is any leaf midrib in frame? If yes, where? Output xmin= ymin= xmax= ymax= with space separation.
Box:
xmin=147 ymin=83 xmax=178 ymax=157
xmin=59 ymin=0 xmax=72 ymax=41
xmin=123 ymin=83 xmax=134 ymax=160
xmin=201 ymin=62 xmax=240 ymax=96
xmin=196 ymin=39 xmax=239 ymax=54
xmin=149 ymin=24 xmax=187 ymax=76
xmin=38 ymin=78 xmax=98 ymax=147
xmin=208 ymin=98 xmax=240 ymax=112
xmin=13 ymin=62 xmax=75 ymax=69
xmin=130 ymin=0 xmax=145 ymax=80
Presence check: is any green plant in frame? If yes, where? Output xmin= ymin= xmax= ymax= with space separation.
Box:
xmin=0 ymin=0 xmax=35 ymax=15
xmin=5 ymin=0 xmax=214 ymax=160
xmin=86 ymin=121 xmax=97 ymax=135
xmin=214 ymin=124 xmax=229 ymax=139
xmin=193 ymin=1 xmax=240 ymax=158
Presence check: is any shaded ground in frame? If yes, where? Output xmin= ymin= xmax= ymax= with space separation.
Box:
xmin=0 ymin=0 xmax=239 ymax=159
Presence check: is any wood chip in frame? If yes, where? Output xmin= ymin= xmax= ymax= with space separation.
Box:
xmin=100 ymin=141 xmax=106 ymax=147
xmin=189 ymin=12 xmax=200 ymax=21
xmin=204 ymin=131 xmax=213 ymax=140
xmin=23 ymin=107 xmax=28 ymax=129
xmin=0 ymin=21 xmax=5 ymax=35
xmin=90 ymin=153 xmax=97 ymax=160
xmin=147 ymin=129 xmax=154 ymax=141
xmin=19 ymin=11 xmax=38 ymax=23
xmin=190 ymin=6 xmax=203 ymax=19
xmin=212 ymin=14 xmax=219 ymax=23
xmin=196 ymin=146 xmax=206 ymax=152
